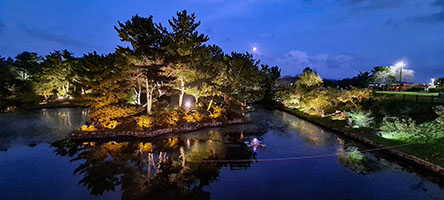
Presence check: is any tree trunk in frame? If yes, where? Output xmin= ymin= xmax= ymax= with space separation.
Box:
xmin=207 ymin=98 xmax=213 ymax=111
xmin=148 ymin=88 xmax=153 ymax=113
xmin=145 ymin=77 xmax=150 ymax=113
xmin=137 ymin=78 xmax=142 ymax=105
xmin=194 ymin=95 xmax=199 ymax=105
xmin=178 ymin=76 xmax=185 ymax=107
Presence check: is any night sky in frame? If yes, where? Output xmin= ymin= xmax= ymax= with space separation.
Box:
xmin=0 ymin=0 xmax=443 ymax=82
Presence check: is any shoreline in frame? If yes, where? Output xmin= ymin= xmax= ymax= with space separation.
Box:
xmin=70 ymin=118 xmax=248 ymax=140
xmin=278 ymin=106 xmax=444 ymax=178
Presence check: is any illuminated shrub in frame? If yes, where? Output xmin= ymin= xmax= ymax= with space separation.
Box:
xmin=102 ymin=120 xmax=119 ymax=129
xmin=135 ymin=115 xmax=154 ymax=128
xmin=89 ymin=105 xmax=139 ymax=123
xmin=210 ymin=106 xmax=226 ymax=119
xmin=138 ymin=142 xmax=152 ymax=152
xmin=337 ymin=88 xmax=373 ymax=110
xmin=346 ymin=110 xmax=374 ymax=128
xmin=434 ymin=105 xmax=444 ymax=124
xmin=166 ymin=110 xmax=180 ymax=126
xmin=183 ymin=112 xmax=203 ymax=123
xmin=330 ymin=110 xmax=347 ymax=120
xmin=81 ymin=125 xmax=97 ymax=132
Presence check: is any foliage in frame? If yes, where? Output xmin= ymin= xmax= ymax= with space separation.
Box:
xmin=436 ymin=77 xmax=444 ymax=86
xmin=102 ymin=120 xmax=119 ymax=129
xmin=209 ymin=106 xmax=226 ymax=119
xmin=379 ymin=116 xmax=444 ymax=143
xmin=371 ymin=65 xmax=414 ymax=84
xmin=347 ymin=110 xmax=374 ymax=128
xmin=81 ymin=125 xmax=97 ymax=132
xmin=295 ymin=67 xmax=323 ymax=89
xmin=134 ymin=115 xmax=155 ymax=128
xmin=89 ymin=105 xmax=139 ymax=123
xmin=324 ymin=71 xmax=371 ymax=88
xmin=183 ymin=111 xmax=203 ymax=123
xmin=337 ymin=88 xmax=373 ymax=110
xmin=433 ymin=105 xmax=444 ymax=124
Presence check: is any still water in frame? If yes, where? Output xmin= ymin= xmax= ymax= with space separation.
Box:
xmin=0 ymin=108 xmax=444 ymax=200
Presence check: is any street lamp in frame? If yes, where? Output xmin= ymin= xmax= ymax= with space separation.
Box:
xmin=395 ymin=61 xmax=406 ymax=84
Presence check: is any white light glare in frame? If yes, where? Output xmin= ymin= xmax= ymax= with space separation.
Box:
xmin=184 ymin=101 xmax=192 ymax=108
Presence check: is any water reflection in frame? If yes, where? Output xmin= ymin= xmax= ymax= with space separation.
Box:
xmin=0 ymin=108 xmax=89 ymax=151
xmin=278 ymin=111 xmax=333 ymax=146
xmin=52 ymin=133 xmax=254 ymax=200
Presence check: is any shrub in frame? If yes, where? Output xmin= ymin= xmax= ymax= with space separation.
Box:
xmin=347 ymin=110 xmax=374 ymax=128
xmin=81 ymin=125 xmax=97 ymax=132
xmin=378 ymin=117 xmax=444 ymax=142
xmin=429 ymin=86 xmax=444 ymax=93
xmin=433 ymin=105 xmax=444 ymax=124
xmin=183 ymin=112 xmax=203 ymax=123
xmin=89 ymin=105 xmax=139 ymax=123
xmin=210 ymin=106 xmax=226 ymax=119
xmin=134 ymin=115 xmax=154 ymax=128
xmin=102 ymin=120 xmax=119 ymax=129
xmin=166 ymin=110 xmax=181 ymax=126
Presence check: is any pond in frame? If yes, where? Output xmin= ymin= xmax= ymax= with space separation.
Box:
xmin=1 ymin=108 xmax=444 ymax=200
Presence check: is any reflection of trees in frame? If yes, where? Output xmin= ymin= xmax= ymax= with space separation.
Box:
xmin=280 ymin=112 xmax=331 ymax=146
xmin=52 ymin=134 xmax=253 ymax=200
xmin=336 ymin=139 xmax=402 ymax=175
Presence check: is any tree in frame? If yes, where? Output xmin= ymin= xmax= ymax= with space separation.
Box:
xmin=437 ymin=77 xmax=444 ymax=86
xmin=221 ymin=52 xmax=265 ymax=104
xmin=35 ymin=50 xmax=76 ymax=99
xmin=115 ymin=15 xmax=171 ymax=113
xmin=295 ymin=67 xmax=323 ymax=89
xmin=13 ymin=51 xmax=42 ymax=81
xmin=0 ymin=56 xmax=15 ymax=108
xmin=372 ymin=65 xmax=414 ymax=84
xmin=185 ymin=45 xmax=225 ymax=107
xmin=260 ymin=64 xmax=281 ymax=103
xmin=165 ymin=10 xmax=209 ymax=107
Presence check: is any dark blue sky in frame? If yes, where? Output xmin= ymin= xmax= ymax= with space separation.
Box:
xmin=0 ymin=0 xmax=443 ymax=82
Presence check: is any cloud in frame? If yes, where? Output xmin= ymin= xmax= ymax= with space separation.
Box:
xmin=278 ymin=50 xmax=360 ymax=79
xmin=20 ymin=24 xmax=91 ymax=47
xmin=414 ymin=0 xmax=444 ymax=23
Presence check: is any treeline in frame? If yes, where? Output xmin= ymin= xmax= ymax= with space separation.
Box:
xmin=0 ymin=11 xmax=280 ymax=122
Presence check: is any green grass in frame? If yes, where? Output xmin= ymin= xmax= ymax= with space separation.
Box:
xmin=376 ymin=91 xmax=439 ymax=96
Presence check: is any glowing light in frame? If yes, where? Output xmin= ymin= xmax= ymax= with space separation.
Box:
xmin=57 ymin=96 xmax=64 ymax=100
xmin=395 ymin=61 xmax=406 ymax=68
xmin=185 ymin=101 xmax=192 ymax=108
xmin=252 ymin=47 xmax=257 ymax=52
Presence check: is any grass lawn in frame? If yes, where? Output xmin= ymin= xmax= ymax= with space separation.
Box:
xmin=376 ymin=91 xmax=439 ymax=96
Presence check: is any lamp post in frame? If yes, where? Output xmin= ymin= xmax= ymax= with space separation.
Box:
xmin=395 ymin=61 xmax=406 ymax=85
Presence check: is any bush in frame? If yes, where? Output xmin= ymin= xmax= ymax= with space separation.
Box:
xmin=429 ymin=86 xmax=444 ymax=93
xmin=101 ymin=120 xmax=118 ymax=129
xmin=183 ymin=112 xmax=203 ymax=123
xmin=209 ymin=106 xmax=226 ymax=119
xmin=347 ymin=110 xmax=374 ymax=128
xmin=81 ymin=125 xmax=97 ymax=132
xmin=379 ymin=116 xmax=444 ymax=143
xmin=134 ymin=115 xmax=154 ymax=128
xmin=89 ymin=105 xmax=139 ymax=123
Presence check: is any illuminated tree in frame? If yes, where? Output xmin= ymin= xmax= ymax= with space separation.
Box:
xmin=35 ymin=50 xmax=76 ymax=99
xmin=372 ymin=64 xmax=414 ymax=84
xmin=221 ymin=52 xmax=265 ymax=104
xmin=165 ymin=10 xmax=209 ymax=107
xmin=295 ymin=67 xmax=323 ymax=89
xmin=115 ymin=15 xmax=172 ymax=113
